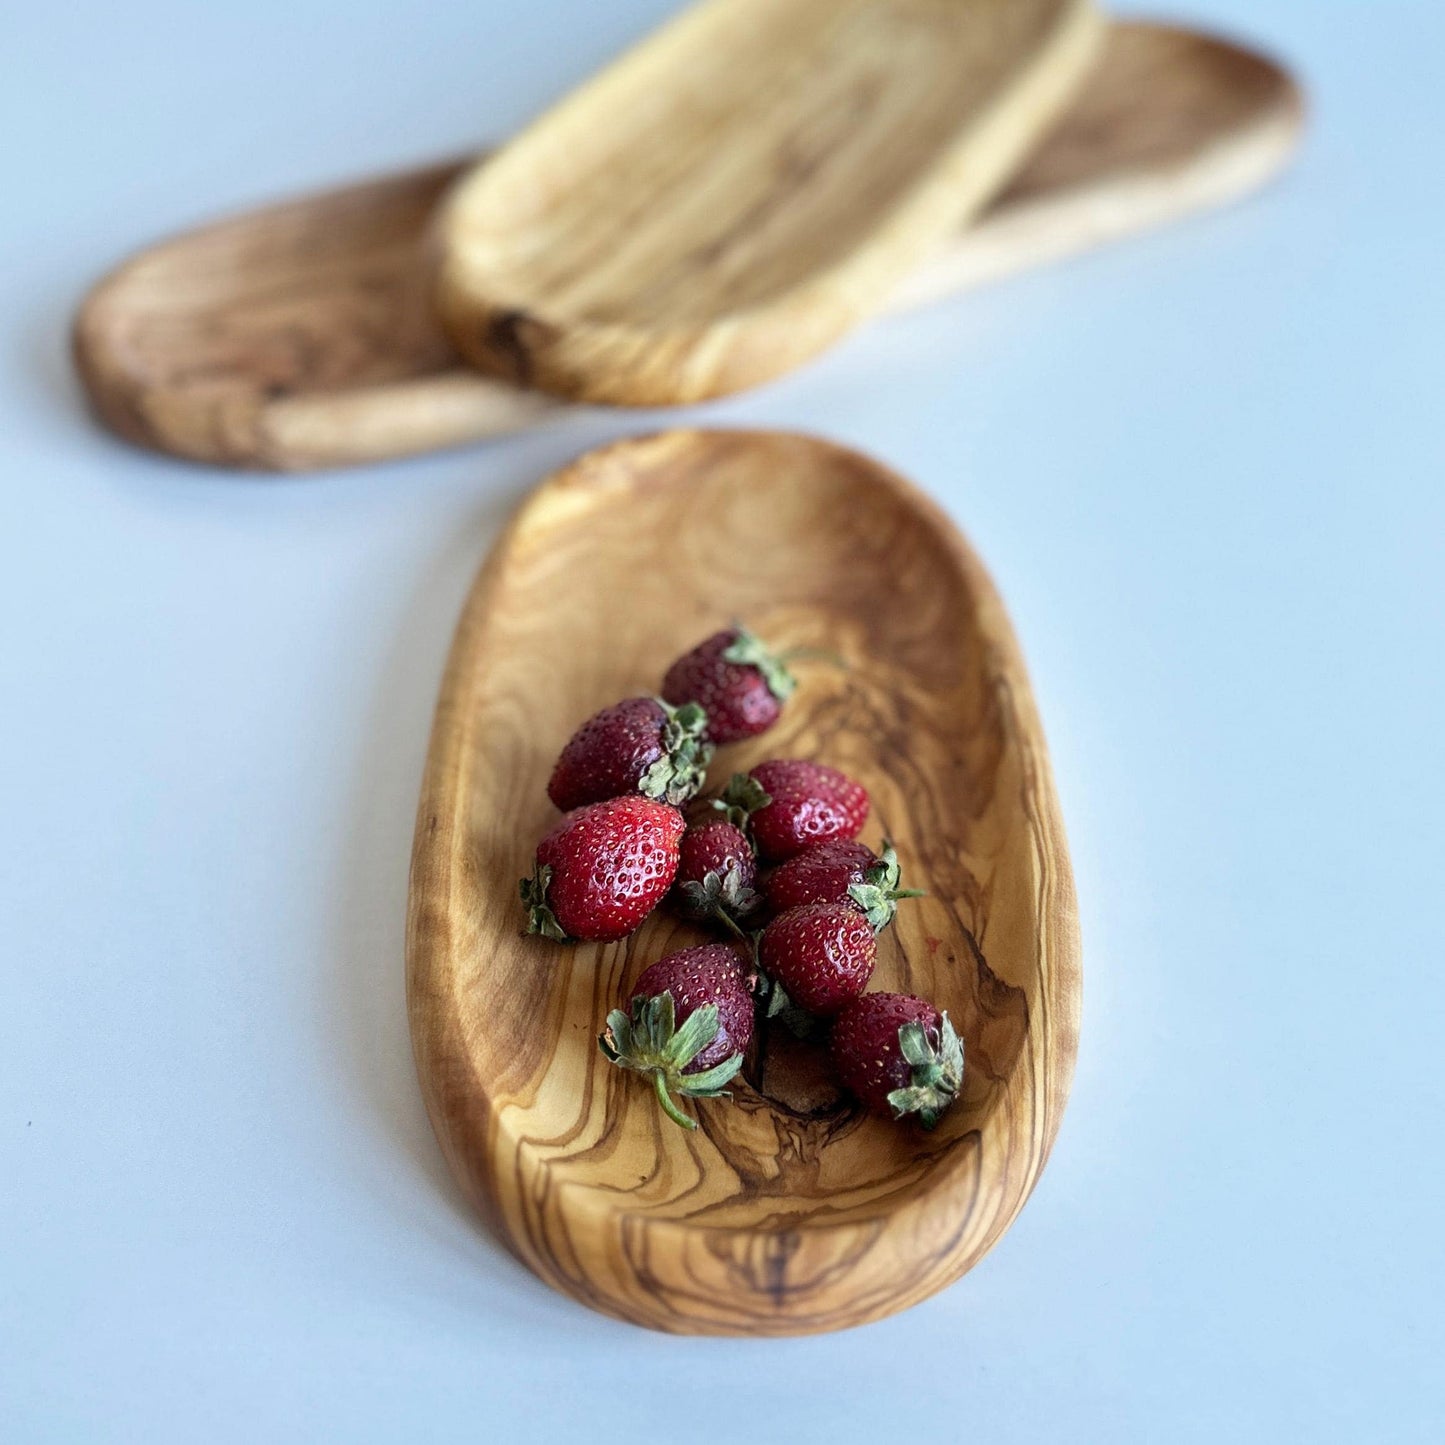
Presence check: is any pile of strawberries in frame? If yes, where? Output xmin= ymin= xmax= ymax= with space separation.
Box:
xmin=519 ymin=625 xmax=964 ymax=1132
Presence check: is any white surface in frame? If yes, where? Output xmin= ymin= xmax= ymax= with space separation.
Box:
xmin=3 ymin=2 xmax=1443 ymax=1440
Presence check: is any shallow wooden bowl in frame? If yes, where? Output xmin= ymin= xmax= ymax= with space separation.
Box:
xmin=406 ymin=429 xmax=1080 ymax=1334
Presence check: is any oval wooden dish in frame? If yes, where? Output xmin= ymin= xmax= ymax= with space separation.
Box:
xmin=435 ymin=0 xmax=1103 ymax=405
xmin=406 ymin=429 xmax=1080 ymax=1334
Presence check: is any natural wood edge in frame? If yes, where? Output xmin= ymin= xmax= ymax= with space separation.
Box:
xmin=404 ymin=429 xmax=1082 ymax=1334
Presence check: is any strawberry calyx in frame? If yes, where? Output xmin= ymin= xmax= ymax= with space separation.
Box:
xmin=887 ymin=1011 xmax=964 ymax=1130
xmin=753 ymin=931 xmax=828 ymax=1041
xmin=847 ymin=840 xmax=927 ymax=932
xmin=638 ymin=699 xmax=714 ymax=806
xmin=598 ymin=991 xmax=743 ymax=1130
xmin=677 ymin=861 xmax=760 ymax=939
xmin=722 ymin=625 xmax=796 ymax=703
xmin=758 ymin=972 xmax=826 ymax=1042
xmin=519 ymin=864 xmax=568 ymax=942
xmin=711 ymin=772 xmax=771 ymax=833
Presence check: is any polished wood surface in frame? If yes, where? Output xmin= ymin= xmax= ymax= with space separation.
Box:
xmin=435 ymin=0 xmax=1102 ymax=405
xmin=406 ymin=429 xmax=1081 ymax=1333
xmin=73 ymin=23 xmax=1303 ymax=470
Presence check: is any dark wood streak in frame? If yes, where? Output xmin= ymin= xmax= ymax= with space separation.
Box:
xmin=406 ymin=430 xmax=1081 ymax=1333
xmin=479 ymin=310 xmax=550 ymax=389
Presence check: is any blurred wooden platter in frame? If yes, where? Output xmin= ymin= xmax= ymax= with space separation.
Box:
xmin=433 ymin=0 xmax=1103 ymax=405
xmin=74 ymin=22 xmax=1302 ymax=469
xmin=406 ymin=428 xmax=1081 ymax=1333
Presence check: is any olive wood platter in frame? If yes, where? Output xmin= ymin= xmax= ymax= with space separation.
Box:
xmin=434 ymin=0 xmax=1104 ymax=405
xmin=74 ymin=22 xmax=1303 ymax=471
xmin=406 ymin=428 xmax=1080 ymax=1334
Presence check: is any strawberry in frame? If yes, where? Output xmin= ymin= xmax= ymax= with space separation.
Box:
xmin=548 ymin=696 xmax=712 ymax=812
xmin=762 ymin=839 xmax=924 ymax=931
xmin=672 ymin=819 xmax=760 ymax=936
xmin=758 ymin=900 xmax=876 ymax=1016
xmin=661 ymin=625 xmax=795 ymax=744
xmin=520 ymin=796 xmax=685 ymax=942
xmin=715 ymin=760 xmax=868 ymax=862
xmin=599 ymin=944 xmax=756 ymax=1129
xmin=830 ymin=993 xmax=963 ymax=1129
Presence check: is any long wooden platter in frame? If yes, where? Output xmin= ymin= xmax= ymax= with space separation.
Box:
xmin=406 ymin=429 xmax=1081 ymax=1333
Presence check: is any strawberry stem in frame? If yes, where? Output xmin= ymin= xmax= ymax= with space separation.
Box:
xmin=714 ymin=908 xmax=748 ymax=941
xmin=778 ymin=645 xmax=848 ymax=670
xmin=653 ymin=1072 xmax=697 ymax=1130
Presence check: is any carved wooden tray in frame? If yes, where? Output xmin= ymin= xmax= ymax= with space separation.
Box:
xmin=406 ymin=429 xmax=1080 ymax=1333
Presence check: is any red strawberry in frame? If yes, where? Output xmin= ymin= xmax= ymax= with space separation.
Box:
xmin=716 ymin=760 xmax=868 ymax=861
xmin=520 ymin=796 xmax=684 ymax=942
xmin=672 ymin=819 xmax=760 ymax=935
xmin=548 ymin=696 xmax=712 ymax=812
xmin=599 ymin=944 xmax=756 ymax=1130
xmin=758 ymin=901 xmax=876 ymax=1016
xmin=762 ymin=839 xmax=924 ymax=931
xmin=661 ymin=625 xmax=795 ymax=744
xmin=830 ymin=993 xmax=963 ymax=1128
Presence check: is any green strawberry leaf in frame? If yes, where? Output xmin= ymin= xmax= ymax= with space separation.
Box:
xmin=847 ymin=840 xmax=926 ymax=933
xmin=712 ymin=772 xmax=772 ymax=833
xmin=639 ymin=698 xmax=714 ymax=805
xmin=665 ymin=1002 xmax=722 ymax=1069
xmin=678 ymin=1053 xmax=744 ymax=1096
xmin=598 ymin=989 xmax=742 ymax=1132
xmin=722 ymin=624 xmax=796 ymax=702
xmin=897 ymin=1021 xmax=934 ymax=1070
xmin=519 ymin=864 xmax=568 ymax=941
xmin=679 ymin=862 xmax=760 ymax=938
xmin=886 ymin=1011 xmax=963 ymax=1130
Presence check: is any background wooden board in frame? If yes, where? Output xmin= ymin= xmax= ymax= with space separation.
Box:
xmin=435 ymin=0 xmax=1103 ymax=404
xmin=72 ymin=22 xmax=1302 ymax=470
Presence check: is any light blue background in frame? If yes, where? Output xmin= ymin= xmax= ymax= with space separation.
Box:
xmin=3 ymin=2 xmax=1442 ymax=1440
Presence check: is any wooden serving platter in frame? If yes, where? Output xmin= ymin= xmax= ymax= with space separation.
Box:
xmin=434 ymin=0 xmax=1103 ymax=404
xmin=406 ymin=430 xmax=1080 ymax=1334
xmin=73 ymin=22 xmax=1303 ymax=470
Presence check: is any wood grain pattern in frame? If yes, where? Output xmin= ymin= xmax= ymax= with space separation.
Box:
xmin=435 ymin=0 xmax=1103 ymax=405
xmin=73 ymin=23 xmax=1304 ymax=470
xmin=406 ymin=429 xmax=1080 ymax=1334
